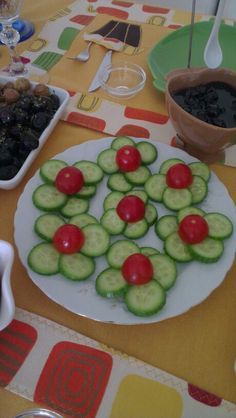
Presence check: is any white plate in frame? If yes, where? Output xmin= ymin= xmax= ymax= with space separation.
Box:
xmin=0 ymin=76 xmax=69 ymax=190
xmin=14 ymin=138 xmax=236 ymax=325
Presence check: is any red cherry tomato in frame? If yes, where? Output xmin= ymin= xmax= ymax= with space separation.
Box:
xmin=55 ymin=166 xmax=84 ymax=195
xmin=166 ymin=163 xmax=193 ymax=189
xmin=116 ymin=195 xmax=145 ymax=223
xmin=122 ymin=253 xmax=153 ymax=285
xmin=178 ymin=215 xmax=209 ymax=244
xmin=53 ymin=224 xmax=85 ymax=254
xmin=116 ymin=145 xmax=141 ymax=172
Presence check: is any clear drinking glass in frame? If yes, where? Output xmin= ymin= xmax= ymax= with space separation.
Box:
xmin=0 ymin=0 xmax=25 ymax=75
xmin=13 ymin=408 xmax=63 ymax=418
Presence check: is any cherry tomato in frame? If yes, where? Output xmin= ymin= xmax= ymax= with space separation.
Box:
xmin=55 ymin=166 xmax=84 ymax=195
xmin=178 ymin=215 xmax=209 ymax=244
xmin=122 ymin=253 xmax=153 ymax=285
xmin=166 ymin=163 xmax=193 ymax=189
xmin=116 ymin=195 xmax=145 ymax=223
xmin=53 ymin=224 xmax=85 ymax=254
xmin=116 ymin=145 xmax=141 ymax=172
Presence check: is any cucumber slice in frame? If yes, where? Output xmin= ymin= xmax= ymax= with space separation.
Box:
xmin=177 ymin=206 xmax=206 ymax=223
xmin=125 ymin=166 xmax=151 ymax=186
xmin=59 ymin=253 xmax=95 ymax=280
xmin=128 ymin=189 xmax=148 ymax=204
xmin=75 ymin=185 xmax=96 ymax=199
xmin=150 ymin=254 xmax=177 ymax=290
xmin=189 ymin=161 xmax=211 ymax=182
xmin=125 ymin=280 xmax=166 ymax=317
xmin=165 ymin=232 xmax=193 ymax=262
xmin=34 ymin=213 xmax=65 ymax=241
xmin=32 ymin=184 xmax=68 ymax=212
xmin=159 ymin=158 xmax=183 ymax=175
xmin=155 ymin=215 xmax=178 ymax=240
xmin=189 ymin=175 xmax=208 ymax=204
xmin=123 ymin=219 xmax=149 ymax=239
xmin=100 ymin=209 xmax=125 ymax=235
xmin=96 ymin=268 xmax=128 ymax=297
xmin=40 ymin=159 xmax=67 ymax=184
xmin=107 ymin=239 xmax=140 ymax=268
xmin=144 ymin=174 xmax=167 ymax=202
xmin=28 ymin=242 xmax=60 ymax=275
xmin=163 ymin=188 xmax=192 ymax=211
xmin=81 ymin=224 xmax=110 ymax=257
xmin=103 ymin=191 xmax=124 ymax=210
xmin=107 ymin=173 xmax=133 ymax=192
xmin=97 ymin=148 xmax=118 ymax=174
xmin=204 ymin=213 xmax=233 ymax=239
xmin=111 ymin=136 xmax=135 ymax=150
xmin=189 ymin=237 xmax=224 ymax=263
xmin=145 ymin=203 xmax=157 ymax=226
xmin=70 ymin=213 xmax=98 ymax=228
xmin=60 ymin=197 xmax=89 ymax=217
xmin=136 ymin=141 xmax=158 ymax=165
xmin=73 ymin=160 xmax=104 ymax=185
xmin=141 ymin=247 xmax=160 ymax=256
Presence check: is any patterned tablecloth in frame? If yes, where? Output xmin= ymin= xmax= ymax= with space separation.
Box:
xmin=1 ymin=308 xmax=236 ymax=418
xmin=1 ymin=2 xmax=236 ymax=417
xmin=2 ymin=0 xmax=236 ymax=166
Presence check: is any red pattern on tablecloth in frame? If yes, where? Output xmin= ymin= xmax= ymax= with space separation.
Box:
xmin=34 ymin=341 xmax=112 ymax=418
xmin=0 ymin=319 xmax=37 ymax=386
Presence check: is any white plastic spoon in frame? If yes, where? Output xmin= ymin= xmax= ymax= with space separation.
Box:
xmin=204 ymin=0 xmax=226 ymax=69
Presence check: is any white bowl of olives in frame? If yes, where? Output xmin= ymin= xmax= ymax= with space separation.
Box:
xmin=0 ymin=76 xmax=69 ymax=190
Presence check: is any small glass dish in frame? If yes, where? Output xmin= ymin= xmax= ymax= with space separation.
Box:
xmin=13 ymin=408 xmax=63 ymax=418
xmin=99 ymin=62 xmax=146 ymax=99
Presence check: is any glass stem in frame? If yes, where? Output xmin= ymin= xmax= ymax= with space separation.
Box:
xmin=0 ymin=22 xmax=25 ymax=74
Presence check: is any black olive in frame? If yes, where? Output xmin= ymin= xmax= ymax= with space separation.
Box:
xmin=31 ymin=96 xmax=51 ymax=112
xmin=50 ymin=93 xmax=60 ymax=110
xmin=0 ymin=127 xmax=8 ymax=143
xmin=0 ymin=148 xmax=13 ymax=165
xmin=10 ymin=124 xmax=24 ymax=139
xmin=18 ymin=146 xmax=30 ymax=160
xmin=0 ymin=107 xmax=15 ymax=126
xmin=17 ymin=94 xmax=32 ymax=111
xmin=212 ymin=118 xmax=226 ymax=128
xmin=232 ymin=100 xmax=236 ymax=111
xmin=14 ymin=108 xmax=29 ymax=124
xmin=22 ymin=129 xmax=39 ymax=150
xmin=0 ymin=164 xmax=19 ymax=180
xmin=31 ymin=112 xmax=49 ymax=131
xmin=2 ymin=138 xmax=18 ymax=153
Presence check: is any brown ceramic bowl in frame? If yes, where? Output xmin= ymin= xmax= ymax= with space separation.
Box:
xmin=165 ymin=67 xmax=236 ymax=163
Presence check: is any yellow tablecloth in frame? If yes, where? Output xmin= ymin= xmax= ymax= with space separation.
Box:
xmin=0 ymin=1 xmax=236 ymax=416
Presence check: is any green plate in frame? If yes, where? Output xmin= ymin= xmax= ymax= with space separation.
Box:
xmin=148 ymin=21 xmax=236 ymax=93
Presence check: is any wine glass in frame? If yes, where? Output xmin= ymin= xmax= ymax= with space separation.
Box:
xmin=0 ymin=0 xmax=25 ymax=75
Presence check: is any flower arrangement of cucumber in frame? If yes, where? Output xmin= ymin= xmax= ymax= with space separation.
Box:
xmin=145 ymin=158 xmax=210 ymax=210
xmin=156 ymin=208 xmax=233 ymax=263
xmin=96 ymin=240 xmax=176 ymax=317
xmin=27 ymin=136 xmax=234 ymax=317
xmin=28 ymin=158 xmax=110 ymax=280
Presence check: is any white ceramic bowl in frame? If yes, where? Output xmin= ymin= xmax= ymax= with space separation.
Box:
xmin=99 ymin=62 xmax=146 ymax=98
xmin=0 ymin=240 xmax=15 ymax=331
xmin=0 ymin=76 xmax=69 ymax=190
